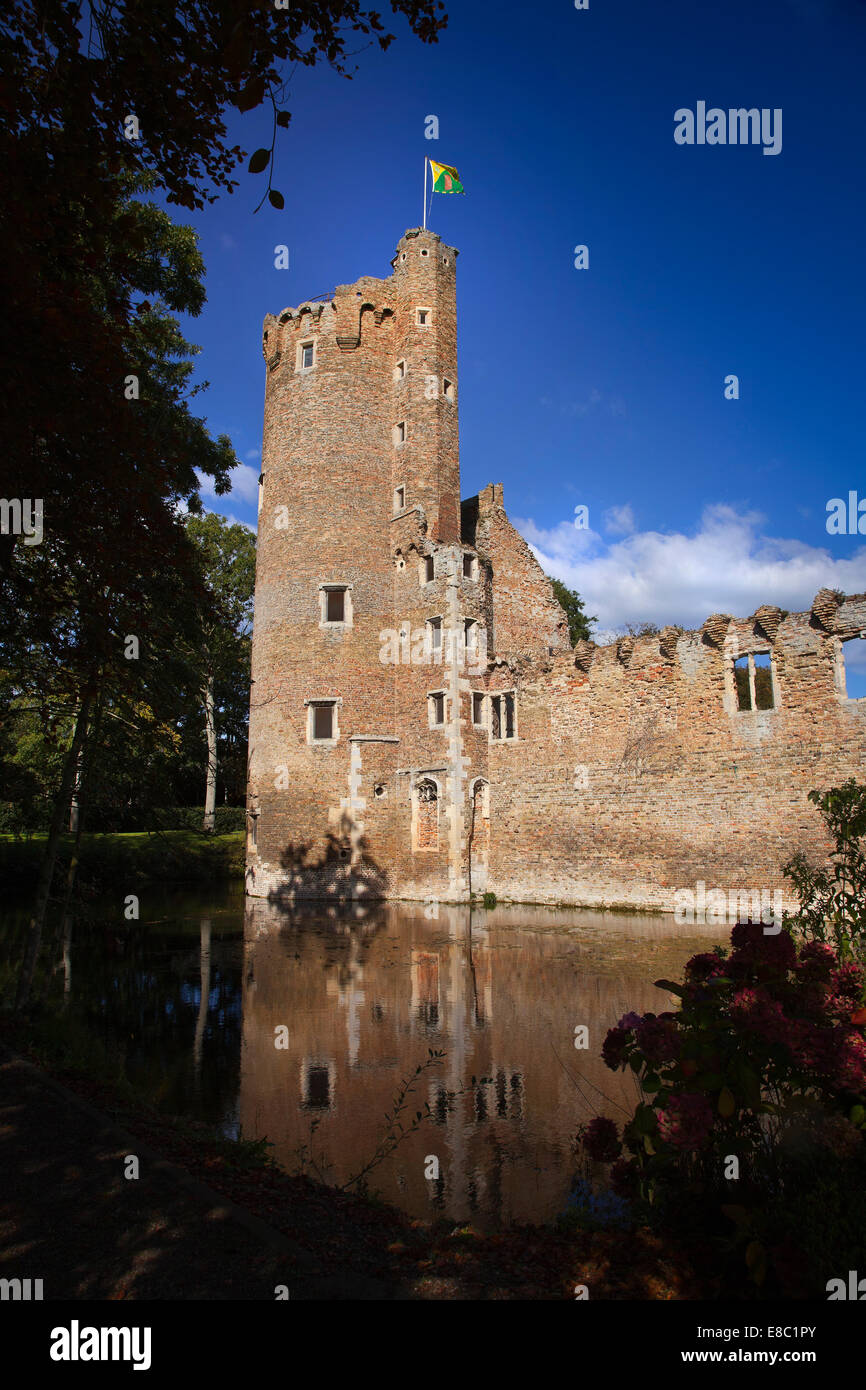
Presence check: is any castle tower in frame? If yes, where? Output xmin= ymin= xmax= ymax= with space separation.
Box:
xmin=246 ymin=228 xmax=490 ymax=903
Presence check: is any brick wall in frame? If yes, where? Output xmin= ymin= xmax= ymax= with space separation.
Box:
xmin=247 ymin=229 xmax=866 ymax=912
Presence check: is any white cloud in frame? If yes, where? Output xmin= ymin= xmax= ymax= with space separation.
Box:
xmin=514 ymin=503 xmax=866 ymax=638
xmin=603 ymin=503 xmax=636 ymax=536
xmin=197 ymin=462 xmax=260 ymax=507
xmin=245 ymin=447 xmax=262 ymax=461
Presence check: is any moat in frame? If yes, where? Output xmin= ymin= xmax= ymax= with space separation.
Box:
xmin=2 ymin=886 xmax=728 ymax=1229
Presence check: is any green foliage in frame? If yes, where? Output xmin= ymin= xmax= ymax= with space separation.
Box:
xmin=784 ymin=779 xmax=866 ymax=960
xmin=154 ymin=807 xmax=248 ymax=834
xmin=481 ymin=891 xmax=497 ymax=909
xmin=548 ymin=579 xmax=596 ymax=646
xmin=582 ymin=920 xmax=866 ymax=1295
xmin=0 ymin=831 xmax=245 ymax=897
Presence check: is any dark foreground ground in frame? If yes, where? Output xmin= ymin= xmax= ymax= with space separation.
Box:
xmin=0 ymin=1039 xmax=707 ymax=1301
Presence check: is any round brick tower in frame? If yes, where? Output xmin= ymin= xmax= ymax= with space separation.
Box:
xmin=246 ymin=228 xmax=474 ymax=901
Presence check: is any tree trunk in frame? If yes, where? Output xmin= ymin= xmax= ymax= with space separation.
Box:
xmin=193 ymin=917 xmax=212 ymax=1090
xmin=203 ymin=675 xmax=217 ymax=832
xmin=16 ymin=692 xmax=92 ymax=1010
xmin=68 ymin=744 xmax=84 ymax=833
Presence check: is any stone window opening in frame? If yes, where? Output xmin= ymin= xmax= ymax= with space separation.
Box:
xmin=462 ymin=553 xmax=477 ymax=580
xmin=306 ymin=698 xmax=340 ymax=744
xmin=413 ymin=777 xmax=440 ymax=852
xmin=425 ymin=616 xmax=442 ymax=660
xmin=395 ymin=359 xmax=407 ymax=382
xmin=298 ymin=339 xmax=315 ymax=371
xmin=443 ymin=378 xmax=455 ymax=402
xmin=490 ymin=691 xmax=516 ymax=741
xmin=249 ymin=809 xmax=259 ymax=849
xmin=428 ymin=691 xmax=446 ymax=727
xmin=394 ymin=484 xmax=406 ymax=513
xmin=472 ymin=692 xmax=486 ymax=727
xmin=374 ymin=783 xmax=387 ymax=799
xmin=393 ymin=421 xmax=406 ymax=446
xmin=420 ymin=248 xmax=429 ymax=258
xmin=319 ymin=583 xmax=352 ymax=627
xmin=301 ymin=1058 xmax=335 ymax=1111
xmin=733 ymin=652 xmax=775 ymax=711
xmin=837 ymin=635 xmax=866 ymax=700
xmin=464 ymin=617 xmax=479 ymax=658
xmin=421 ymin=554 xmax=435 ymax=584
xmin=416 ymin=307 xmax=431 ymax=326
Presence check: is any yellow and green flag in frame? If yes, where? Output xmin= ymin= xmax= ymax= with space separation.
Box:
xmin=429 ymin=160 xmax=464 ymax=194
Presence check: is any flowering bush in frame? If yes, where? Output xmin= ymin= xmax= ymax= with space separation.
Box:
xmin=784 ymin=779 xmax=866 ymax=961
xmin=578 ymin=921 xmax=866 ymax=1290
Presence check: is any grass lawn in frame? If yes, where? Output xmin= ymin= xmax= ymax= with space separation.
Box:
xmin=0 ymin=829 xmax=245 ymax=895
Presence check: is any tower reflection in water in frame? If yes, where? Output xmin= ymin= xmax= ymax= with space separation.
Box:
xmin=240 ymin=899 xmax=723 ymax=1228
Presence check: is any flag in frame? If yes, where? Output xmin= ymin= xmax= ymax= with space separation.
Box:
xmin=429 ymin=160 xmax=464 ymax=194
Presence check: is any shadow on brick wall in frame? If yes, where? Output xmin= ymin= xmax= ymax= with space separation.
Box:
xmin=269 ymin=816 xmax=387 ymax=905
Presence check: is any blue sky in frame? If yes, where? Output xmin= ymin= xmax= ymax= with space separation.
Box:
xmin=178 ymin=0 xmax=866 ymax=685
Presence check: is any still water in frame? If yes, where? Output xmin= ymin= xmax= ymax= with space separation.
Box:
xmin=5 ymin=887 xmax=728 ymax=1228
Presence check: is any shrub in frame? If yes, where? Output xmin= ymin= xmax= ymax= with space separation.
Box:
xmin=580 ymin=921 xmax=866 ymax=1294
xmin=784 ymin=779 xmax=866 ymax=960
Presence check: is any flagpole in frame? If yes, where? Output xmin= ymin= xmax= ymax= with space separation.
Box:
xmin=423 ymin=157 xmax=427 ymax=229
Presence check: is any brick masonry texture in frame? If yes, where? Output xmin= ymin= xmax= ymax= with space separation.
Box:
xmin=246 ymin=229 xmax=866 ymax=911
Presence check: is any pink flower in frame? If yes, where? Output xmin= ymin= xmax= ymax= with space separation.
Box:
xmin=602 ymin=1026 xmax=632 ymax=1070
xmin=729 ymin=921 xmax=796 ymax=977
xmin=685 ymin=952 xmax=726 ymax=983
xmin=618 ymin=1012 xmax=643 ymax=1029
xmin=729 ymin=986 xmax=795 ymax=1049
xmin=636 ymin=1013 xmax=681 ymax=1064
xmin=656 ymin=1092 xmax=715 ymax=1151
xmin=795 ymin=942 xmax=837 ymax=981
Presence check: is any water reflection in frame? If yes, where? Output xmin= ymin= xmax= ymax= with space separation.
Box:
xmin=1 ymin=888 xmax=727 ymax=1228
xmin=239 ymin=898 xmax=727 ymax=1228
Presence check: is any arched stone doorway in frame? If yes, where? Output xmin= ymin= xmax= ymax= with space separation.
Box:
xmin=412 ymin=777 xmax=440 ymax=853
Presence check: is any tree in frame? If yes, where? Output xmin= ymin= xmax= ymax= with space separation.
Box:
xmin=0 ymin=0 xmax=446 ymax=572
xmin=184 ymin=514 xmax=256 ymax=830
xmin=2 ymin=176 xmax=235 ymax=1008
xmin=549 ymin=578 xmax=596 ymax=646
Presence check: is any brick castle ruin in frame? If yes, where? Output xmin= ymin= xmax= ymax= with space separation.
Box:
xmin=245 ymin=227 xmax=866 ymax=910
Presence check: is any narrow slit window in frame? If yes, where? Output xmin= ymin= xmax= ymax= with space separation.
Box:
xmin=395 ymin=360 xmax=406 ymax=381
xmin=472 ymin=692 xmax=485 ymax=725
xmin=394 ymin=485 xmax=405 ymax=512
xmin=490 ymin=692 xmax=516 ymax=740
xmin=429 ymin=692 xmax=445 ymax=726
xmin=300 ymin=341 xmax=314 ymax=369
xmin=463 ymin=554 xmax=476 ymax=580
xmin=443 ymin=378 xmax=455 ymax=401
xmin=393 ymin=421 xmax=406 ymax=445
xmin=426 ymin=617 xmax=442 ymax=657
xmin=423 ymin=554 xmax=434 ymax=583
xmin=416 ymin=307 xmax=431 ymax=326
xmin=504 ymin=691 xmax=516 ymax=738
xmin=326 ymin=589 xmax=345 ymax=623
